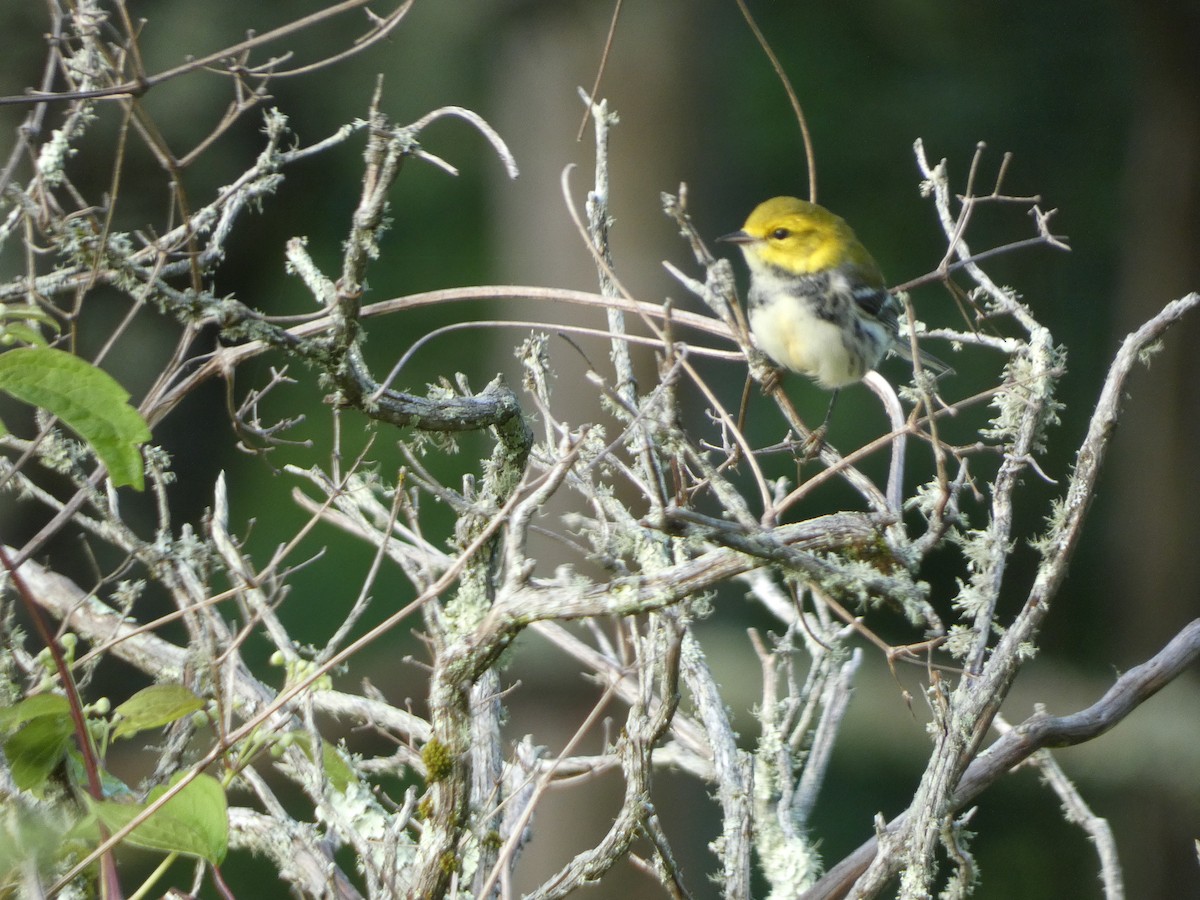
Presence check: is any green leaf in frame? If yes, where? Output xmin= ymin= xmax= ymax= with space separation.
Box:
xmin=112 ymin=685 xmax=205 ymax=740
xmin=0 ymin=304 xmax=59 ymax=348
xmin=0 ymin=693 xmax=71 ymax=734
xmin=5 ymin=713 xmax=75 ymax=792
xmin=321 ymin=739 xmax=356 ymax=793
xmin=92 ymin=772 xmax=228 ymax=865
xmin=0 ymin=303 xmax=60 ymax=331
xmin=0 ymin=347 xmax=151 ymax=489
xmin=294 ymin=733 xmax=357 ymax=793
xmin=1 ymin=322 xmax=51 ymax=347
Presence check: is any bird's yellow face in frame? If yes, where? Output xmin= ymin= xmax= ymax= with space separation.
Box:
xmin=723 ymin=196 xmax=863 ymax=277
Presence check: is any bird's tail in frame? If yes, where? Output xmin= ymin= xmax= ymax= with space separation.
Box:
xmin=892 ymin=341 xmax=954 ymax=378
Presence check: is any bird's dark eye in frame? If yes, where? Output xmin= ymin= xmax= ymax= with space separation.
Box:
xmin=770 ymin=227 xmax=790 ymax=240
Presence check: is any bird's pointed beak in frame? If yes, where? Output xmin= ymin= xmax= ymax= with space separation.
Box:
xmin=717 ymin=229 xmax=755 ymax=245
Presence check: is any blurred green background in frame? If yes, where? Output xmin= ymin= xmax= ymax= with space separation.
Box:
xmin=1 ymin=1 xmax=1197 ymax=897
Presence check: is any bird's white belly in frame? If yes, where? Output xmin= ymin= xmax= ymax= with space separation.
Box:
xmin=749 ymin=297 xmax=863 ymax=389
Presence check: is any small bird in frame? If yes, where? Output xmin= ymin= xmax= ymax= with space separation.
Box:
xmin=720 ymin=196 xmax=948 ymax=423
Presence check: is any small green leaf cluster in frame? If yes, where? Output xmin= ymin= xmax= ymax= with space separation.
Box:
xmin=0 ymin=681 xmax=229 ymax=889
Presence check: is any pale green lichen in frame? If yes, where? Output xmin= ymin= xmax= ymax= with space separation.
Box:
xmin=753 ymin=716 xmax=822 ymax=896
xmin=980 ymin=341 xmax=1066 ymax=452
xmin=1028 ymin=495 xmax=1070 ymax=557
xmin=942 ymin=624 xmax=978 ymax=660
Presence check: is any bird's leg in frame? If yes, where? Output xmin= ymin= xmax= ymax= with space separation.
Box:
xmin=761 ymin=366 xmax=783 ymax=395
xmin=803 ymin=388 xmax=839 ymax=451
